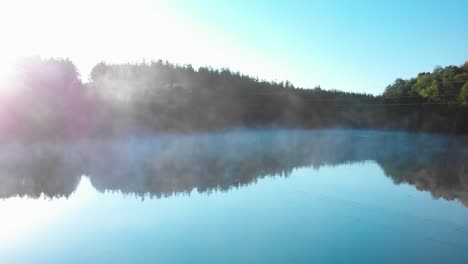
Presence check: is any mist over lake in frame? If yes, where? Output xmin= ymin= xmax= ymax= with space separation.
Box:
xmin=1 ymin=0 xmax=468 ymax=262
xmin=1 ymin=129 xmax=468 ymax=263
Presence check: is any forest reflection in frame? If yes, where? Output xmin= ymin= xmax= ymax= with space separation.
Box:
xmin=0 ymin=129 xmax=467 ymax=206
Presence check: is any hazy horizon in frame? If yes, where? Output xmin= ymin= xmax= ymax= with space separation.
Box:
xmin=1 ymin=0 xmax=467 ymax=94
xmin=1 ymin=2 xmax=468 ymax=262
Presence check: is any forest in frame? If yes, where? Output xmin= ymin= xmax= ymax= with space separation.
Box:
xmin=0 ymin=57 xmax=467 ymax=141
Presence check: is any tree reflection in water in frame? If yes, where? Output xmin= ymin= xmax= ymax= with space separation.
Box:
xmin=0 ymin=129 xmax=467 ymax=206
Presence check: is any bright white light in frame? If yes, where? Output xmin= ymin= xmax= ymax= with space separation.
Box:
xmin=0 ymin=0 xmax=224 ymax=77
xmin=0 ymin=176 xmax=95 ymax=248
xmin=0 ymin=58 xmax=18 ymax=95
xmin=0 ymin=0 xmax=289 ymax=84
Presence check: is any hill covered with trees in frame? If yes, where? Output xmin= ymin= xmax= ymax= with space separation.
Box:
xmin=0 ymin=58 xmax=467 ymax=141
xmin=380 ymin=61 xmax=468 ymax=133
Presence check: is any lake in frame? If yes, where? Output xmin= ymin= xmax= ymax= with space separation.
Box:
xmin=1 ymin=129 xmax=468 ymax=263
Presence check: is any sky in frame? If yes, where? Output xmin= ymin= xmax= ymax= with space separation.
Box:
xmin=0 ymin=0 xmax=467 ymax=94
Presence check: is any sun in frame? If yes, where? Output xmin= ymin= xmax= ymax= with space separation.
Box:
xmin=0 ymin=57 xmax=18 ymax=94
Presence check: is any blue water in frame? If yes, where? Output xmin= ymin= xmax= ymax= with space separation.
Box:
xmin=0 ymin=129 xmax=467 ymax=263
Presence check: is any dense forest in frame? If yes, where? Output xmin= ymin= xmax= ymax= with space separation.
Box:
xmin=0 ymin=58 xmax=467 ymax=140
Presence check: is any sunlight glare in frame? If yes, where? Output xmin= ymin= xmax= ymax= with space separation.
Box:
xmin=0 ymin=176 xmax=94 ymax=248
xmin=0 ymin=57 xmax=17 ymax=94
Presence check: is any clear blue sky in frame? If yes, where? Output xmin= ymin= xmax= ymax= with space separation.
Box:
xmin=0 ymin=0 xmax=467 ymax=94
xmin=163 ymin=0 xmax=468 ymax=94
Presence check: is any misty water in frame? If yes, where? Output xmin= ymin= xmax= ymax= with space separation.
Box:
xmin=1 ymin=129 xmax=468 ymax=263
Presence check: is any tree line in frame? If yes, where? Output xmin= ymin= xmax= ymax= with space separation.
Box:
xmin=0 ymin=57 xmax=467 ymax=140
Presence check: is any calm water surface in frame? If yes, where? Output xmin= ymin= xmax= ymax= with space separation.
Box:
xmin=1 ymin=129 xmax=468 ymax=263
